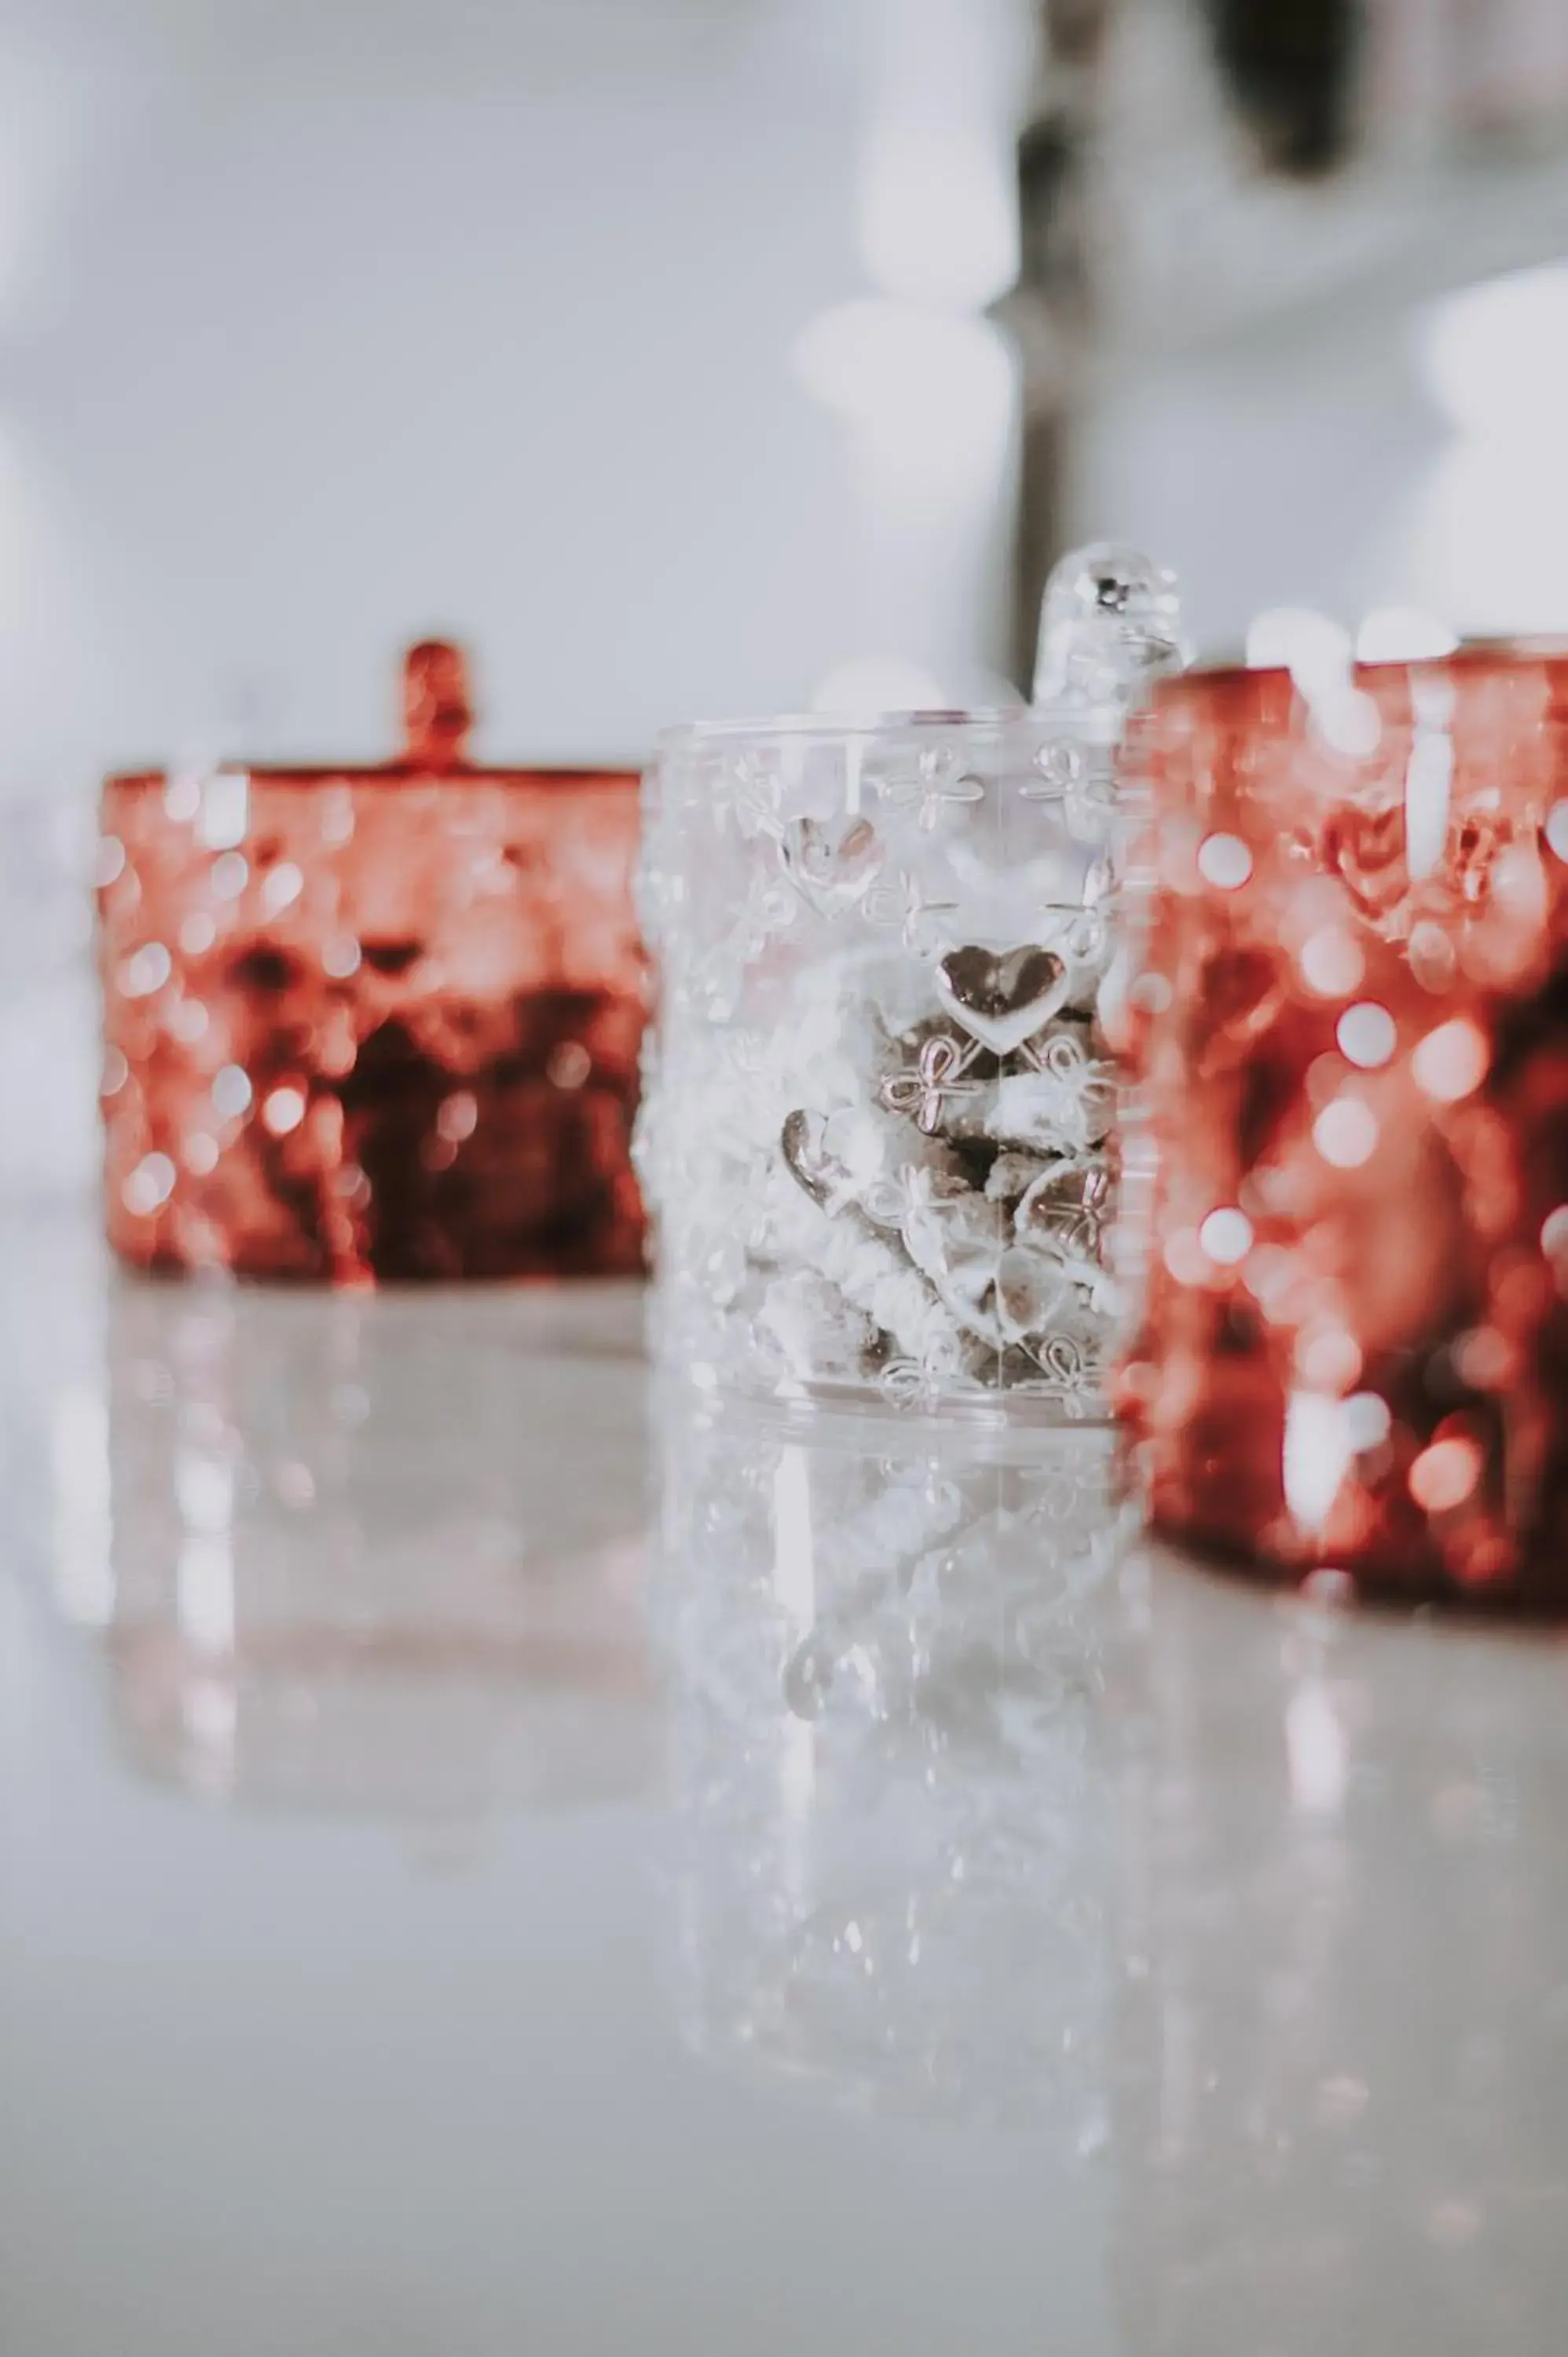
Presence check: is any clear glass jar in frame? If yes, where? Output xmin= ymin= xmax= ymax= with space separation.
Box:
xmin=638 ymin=547 xmax=1181 ymax=1420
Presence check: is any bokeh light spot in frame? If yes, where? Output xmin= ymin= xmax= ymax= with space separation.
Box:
xmin=262 ymin=1085 xmax=306 ymax=1136
xmin=1313 ymin=1096 xmax=1379 ymax=1168
xmin=1298 ymin=1327 xmax=1363 ymax=1393
xmin=1337 ymin=1001 xmax=1396 ymax=1069
xmin=1408 ymin=920 xmax=1457 ymax=992
xmin=1300 ymin=926 xmax=1364 ymax=998
xmin=211 ymin=1065 xmax=252 ymax=1120
xmin=322 ymin=933 xmax=361 ymax=979
xmin=262 ymin=861 xmax=304 ymax=916
xmin=121 ymin=942 xmax=172 ymax=999
xmin=1344 ymin=1391 xmax=1392 ymax=1451
xmin=123 ymin=1153 xmax=176 ymax=1215
xmin=1199 ymin=1206 xmax=1253 ymax=1266
xmin=438 ymin=1091 xmax=479 ymax=1142
xmin=1412 ymin=1018 xmax=1489 ymax=1103
xmin=1163 ymin=1228 xmax=1209 ymax=1287
xmin=1409 ymin=1436 xmax=1483 ymax=1514
xmin=1547 ymin=801 xmax=1568 ymax=863
xmin=1196 ymin=832 xmax=1252 ymax=890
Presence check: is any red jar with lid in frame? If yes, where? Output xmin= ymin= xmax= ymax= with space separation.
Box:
xmin=1118 ymin=643 xmax=1568 ymax=1607
xmin=99 ymin=643 xmax=645 ymax=1282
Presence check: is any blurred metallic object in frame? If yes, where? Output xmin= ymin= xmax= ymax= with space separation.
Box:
xmin=1002 ymin=0 xmax=1112 ymax=682
xmin=1004 ymin=0 xmax=1568 ymax=670
xmin=1202 ymin=0 xmax=1364 ymax=177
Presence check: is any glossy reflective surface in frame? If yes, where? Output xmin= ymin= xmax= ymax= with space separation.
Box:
xmin=4 ymin=1200 xmax=1567 ymax=2354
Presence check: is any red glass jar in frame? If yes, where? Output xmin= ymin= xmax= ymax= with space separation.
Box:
xmin=100 ymin=643 xmax=645 ymax=1282
xmin=1117 ymin=645 xmax=1568 ymax=1607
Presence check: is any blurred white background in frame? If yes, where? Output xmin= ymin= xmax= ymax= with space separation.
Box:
xmin=0 ymin=0 xmax=1024 ymax=791
xmin=2 ymin=0 xmax=1568 ymax=783
xmin=1071 ymin=0 xmax=1568 ymax=658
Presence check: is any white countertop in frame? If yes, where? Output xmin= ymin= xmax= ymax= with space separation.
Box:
xmin=3 ymin=1200 xmax=1566 ymax=2355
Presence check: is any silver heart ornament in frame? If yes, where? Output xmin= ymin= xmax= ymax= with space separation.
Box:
xmin=934 ymin=944 xmax=1070 ymax=1057
xmin=779 ymin=815 xmax=884 ymax=918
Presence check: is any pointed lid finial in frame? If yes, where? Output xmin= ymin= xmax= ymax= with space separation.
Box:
xmin=401 ymin=640 xmax=474 ymax=770
xmin=1033 ymin=543 xmax=1186 ymax=709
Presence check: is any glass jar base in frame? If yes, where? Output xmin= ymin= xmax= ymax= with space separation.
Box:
xmin=678 ymin=1359 xmax=1115 ymax=1433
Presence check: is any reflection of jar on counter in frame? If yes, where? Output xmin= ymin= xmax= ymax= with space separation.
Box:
xmin=1111 ymin=1552 xmax=1568 ymax=2356
xmin=99 ymin=643 xmax=645 ymax=1282
xmin=104 ymin=1281 xmax=658 ymax=1815
xmin=658 ymin=1401 xmax=1124 ymax=2122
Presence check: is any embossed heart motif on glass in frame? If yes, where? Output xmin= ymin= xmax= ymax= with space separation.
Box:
xmin=1119 ymin=643 xmax=1568 ymax=1607
xmin=99 ymin=643 xmax=645 ymax=1282
xmin=637 ymin=545 xmax=1182 ymax=1419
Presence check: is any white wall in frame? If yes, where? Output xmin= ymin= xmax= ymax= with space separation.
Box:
xmin=0 ymin=0 xmax=1018 ymax=792
xmin=1072 ymin=252 xmax=1568 ymax=664
xmin=1075 ymin=0 xmax=1568 ymax=662
xmin=1069 ymin=310 xmax=1453 ymax=660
